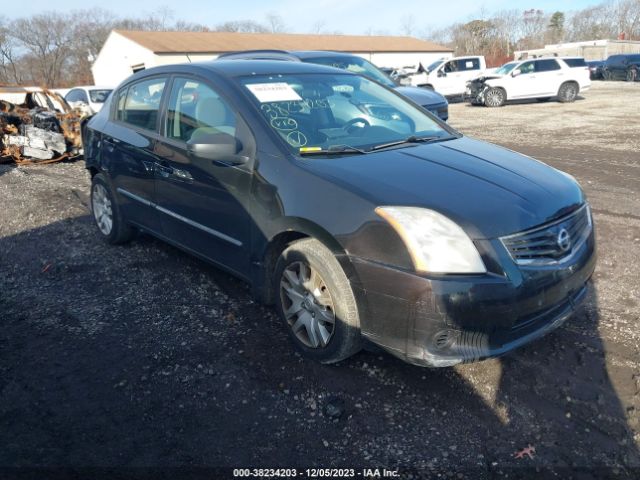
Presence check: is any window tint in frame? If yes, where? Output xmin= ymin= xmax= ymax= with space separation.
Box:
xmin=89 ymin=89 xmax=112 ymax=103
xmin=165 ymin=77 xmax=236 ymax=143
xmin=443 ymin=61 xmax=458 ymax=73
xmin=459 ymin=58 xmax=480 ymax=71
xmin=563 ymin=58 xmax=586 ymax=68
xmin=518 ymin=61 xmax=536 ymax=75
xmin=536 ymin=59 xmax=561 ymax=72
xmin=66 ymin=89 xmax=87 ymax=103
xmin=119 ymin=77 xmax=166 ymax=131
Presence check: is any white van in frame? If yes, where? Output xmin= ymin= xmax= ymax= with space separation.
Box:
xmin=409 ymin=56 xmax=487 ymax=96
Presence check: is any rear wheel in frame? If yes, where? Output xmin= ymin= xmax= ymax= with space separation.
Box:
xmin=627 ymin=68 xmax=637 ymax=82
xmin=91 ymin=173 xmax=135 ymax=244
xmin=274 ymin=238 xmax=361 ymax=364
xmin=484 ymin=87 xmax=506 ymax=107
xmin=557 ymin=82 xmax=578 ymax=103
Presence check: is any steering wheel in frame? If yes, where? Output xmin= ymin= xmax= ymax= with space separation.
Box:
xmin=342 ymin=117 xmax=371 ymax=134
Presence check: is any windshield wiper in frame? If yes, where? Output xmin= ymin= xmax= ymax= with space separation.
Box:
xmin=369 ymin=135 xmax=455 ymax=152
xmin=298 ymin=144 xmax=367 ymax=156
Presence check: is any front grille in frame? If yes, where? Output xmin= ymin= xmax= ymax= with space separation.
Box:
xmin=501 ymin=204 xmax=592 ymax=266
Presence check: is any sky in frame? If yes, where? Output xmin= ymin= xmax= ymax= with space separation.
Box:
xmin=10 ymin=0 xmax=607 ymax=35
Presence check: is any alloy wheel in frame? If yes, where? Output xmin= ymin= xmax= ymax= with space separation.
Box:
xmin=92 ymin=183 xmax=113 ymax=235
xmin=485 ymin=88 xmax=504 ymax=107
xmin=280 ymin=261 xmax=336 ymax=349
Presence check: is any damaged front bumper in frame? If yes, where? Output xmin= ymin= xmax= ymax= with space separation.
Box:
xmin=466 ymin=79 xmax=490 ymax=105
xmin=346 ymin=231 xmax=596 ymax=367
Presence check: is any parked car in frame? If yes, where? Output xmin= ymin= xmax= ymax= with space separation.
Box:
xmin=602 ymin=54 xmax=640 ymax=82
xmin=586 ymin=60 xmax=605 ymax=80
xmin=84 ymin=60 xmax=596 ymax=367
xmin=217 ymin=50 xmax=449 ymax=121
xmin=65 ymin=86 xmax=114 ymax=115
xmin=467 ymin=57 xmax=591 ymax=107
xmin=407 ymin=56 xmax=487 ymax=96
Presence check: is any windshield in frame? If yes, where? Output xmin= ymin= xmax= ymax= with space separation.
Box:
xmin=494 ymin=62 xmax=519 ymax=75
xmin=89 ymin=89 xmax=112 ymax=103
xmin=427 ymin=60 xmax=443 ymax=73
xmin=302 ymin=56 xmax=396 ymax=88
xmin=240 ymin=73 xmax=452 ymax=154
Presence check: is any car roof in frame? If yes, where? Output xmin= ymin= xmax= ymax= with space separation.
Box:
xmin=128 ymin=60 xmax=347 ymax=82
xmin=217 ymin=50 xmax=362 ymax=61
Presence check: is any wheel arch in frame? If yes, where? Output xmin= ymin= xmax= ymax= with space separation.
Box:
xmin=253 ymin=217 xmax=357 ymax=305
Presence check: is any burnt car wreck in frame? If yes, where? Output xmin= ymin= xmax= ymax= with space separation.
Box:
xmin=0 ymin=87 xmax=84 ymax=165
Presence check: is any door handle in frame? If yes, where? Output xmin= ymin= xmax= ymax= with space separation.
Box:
xmin=155 ymin=162 xmax=174 ymax=178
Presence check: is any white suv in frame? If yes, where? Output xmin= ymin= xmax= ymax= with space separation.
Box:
xmin=467 ymin=57 xmax=591 ymax=107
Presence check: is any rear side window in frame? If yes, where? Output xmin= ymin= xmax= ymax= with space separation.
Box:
xmin=66 ymin=89 xmax=88 ymax=103
xmin=563 ymin=58 xmax=586 ymax=68
xmin=117 ymin=77 xmax=166 ymax=131
xmin=164 ymin=77 xmax=236 ymax=142
xmin=459 ymin=58 xmax=480 ymax=71
xmin=536 ymin=59 xmax=561 ymax=72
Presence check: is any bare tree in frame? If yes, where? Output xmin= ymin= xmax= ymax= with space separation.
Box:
xmin=400 ymin=15 xmax=415 ymax=36
xmin=215 ymin=20 xmax=269 ymax=33
xmin=265 ymin=12 xmax=287 ymax=33
xmin=10 ymin=13 xmax=76 ymax=86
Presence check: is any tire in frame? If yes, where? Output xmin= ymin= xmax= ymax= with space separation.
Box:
xmin=536 ymin=97 xmax=552 ymax=102
xmin=603 ymin=70 xmax=612 ymax=81
xmin=557 ymin=82 xmax=578 ymax=103
xmin=90 ymin=173 xmax=135 ymax=245
xmin=484 ymin=87 xmax=506 ymax=107
xmin=274 ymin=238 xmax=361 ymax=364
xmin=626 ymin=68 xmax=637 ymax=82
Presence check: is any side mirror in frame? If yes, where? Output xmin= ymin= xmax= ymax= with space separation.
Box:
xmin=437 ymin=70 xmax=446 ymax=77
xmin=186 ymin=132 xmax=249 ymax=165
xmin=511 ymin=69 xmax=522 ymax=77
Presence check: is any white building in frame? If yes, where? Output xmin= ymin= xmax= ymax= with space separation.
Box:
xmin=515 ymin=39 xmax=640 ymax=61
xmin=92 ymin=30 xmax=453 ymax=85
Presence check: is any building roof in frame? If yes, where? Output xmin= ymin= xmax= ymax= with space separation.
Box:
xmin=114 ymin=30 xmax=452 ymax=54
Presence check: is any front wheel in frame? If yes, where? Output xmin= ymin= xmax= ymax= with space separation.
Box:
xmin=274 ymin=238 xmax=361 ymax=364
xmin=627 ymin=69 xmax=637 ymax=82
xmin=557 ymin=82 xmax=578 ymax=103
xmin=484 ymin=87 xmax=506 ymax=107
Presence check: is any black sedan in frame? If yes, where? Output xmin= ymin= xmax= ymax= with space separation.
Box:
xmin=83 ymin=60 xmax=596 ymax=367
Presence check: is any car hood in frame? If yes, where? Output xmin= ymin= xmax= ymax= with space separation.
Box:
xmin=300 ymin=136 xmax=584 ymax=239
xmin=394 ymin=86 xmax=447 ymax=107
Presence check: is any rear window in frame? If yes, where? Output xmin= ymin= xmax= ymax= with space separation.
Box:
xmin=536 ymin=59 xmax=561 ymax=72
xmin=116 ymin=77 xmax=166 ymax=131
xmin=458 ymin=58 xmax=480 ymax=71
xmin=564 ymin=58 xmax=587 ymax=68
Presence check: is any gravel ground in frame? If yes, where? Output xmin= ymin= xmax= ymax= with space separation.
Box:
xmin=1 ymin=81 xmax=639 ymax=479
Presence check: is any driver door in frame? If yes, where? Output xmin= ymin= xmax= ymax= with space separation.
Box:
xmin=153 ymin=76 xmax=256 ymax=277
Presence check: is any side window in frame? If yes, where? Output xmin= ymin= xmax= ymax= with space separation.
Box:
xmin=443 ymin=61 xmax=458 ymax=73
xmin=66 ymin=89 xmax=82 ymax=102
xmin=120 ymin=77 xmax=166 ymax=131
xmin=518 ymin=61 xmax=535 ymax=75
xmin=78 ymin=90 xmax=89 ymax=103
xmin=460 ymin=59 xmax=480 ymax=71
xmin=165 ymin=77 xmax=236 ymax=143
xmin=536 ymin=59 xmax=561 ymax=72
xmin=115 ymin=87 xmax=128 ymax=121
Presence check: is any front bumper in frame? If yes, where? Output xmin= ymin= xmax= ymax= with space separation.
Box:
xmin=348 ymin=230 xmax=596 ymax=367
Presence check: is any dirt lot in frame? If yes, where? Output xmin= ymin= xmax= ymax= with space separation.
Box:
xmin=1 ymin=81 xmax=639 ymax=478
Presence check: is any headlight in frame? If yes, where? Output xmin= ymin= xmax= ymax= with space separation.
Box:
xmin=375 ymin=206 xmax=486 ymax=274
